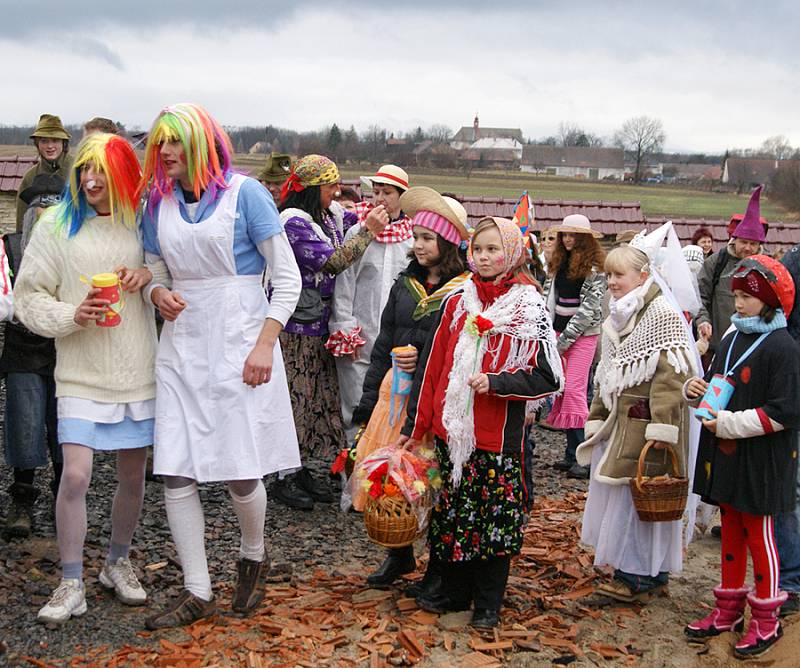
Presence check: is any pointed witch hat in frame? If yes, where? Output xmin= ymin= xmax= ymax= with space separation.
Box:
xmin=732 ymin=186 xmax=766 ymax=242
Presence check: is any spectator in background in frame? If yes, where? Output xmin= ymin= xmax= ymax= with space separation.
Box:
xmin=83 ymin=117 xmax=120 ymax=137
xmin=257 ymin=153 xmax=293 ymax=203
xmin=335 ymin=187 xmax=361 ymax=213
xmin=329 ymin=165 xmax=414 ymax=444
xmin=3 ymin=113 xmax=71 ymax=539
xmin=691 ymin=226 xmax=714 ymax=258
xmin=540 ymin=229 xmax=557 ymax=268
xmin=696 ymin=187 xmax=766 ymax=354
xmin=15 ymin=114 xmax=71 ymax=234
xmin=543 ymin=215 xmax=606 ymax=479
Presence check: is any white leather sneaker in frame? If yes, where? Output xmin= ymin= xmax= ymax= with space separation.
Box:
xmin=99 ymin=557 xmax=147 ymax=605
xmin=37 ymin=579 xmax=87 ymax=624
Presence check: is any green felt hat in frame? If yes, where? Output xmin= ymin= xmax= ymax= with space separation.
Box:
xmin=30 ymin=114 xmax=71 ymax=140
xmin=258 ymin=153 xmax=293 ymax=183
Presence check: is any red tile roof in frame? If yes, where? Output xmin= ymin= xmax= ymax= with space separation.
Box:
xmin=343 ymin=180 xmax=800 ymax=253
xmin=0 ymin=155 xmax=38 ymax=193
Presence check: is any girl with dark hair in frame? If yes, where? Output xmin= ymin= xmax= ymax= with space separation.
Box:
xmin=543 ymin=215 xmax=606 ymax=479
xmin=351 ymin=187 xmax=471 ymax=590
xmin=274 ymin=155 xmax=388 ymax=509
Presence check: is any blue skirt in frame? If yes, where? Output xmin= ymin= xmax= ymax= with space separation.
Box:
xmin=58 ymin=416 xmax=154 ymax=450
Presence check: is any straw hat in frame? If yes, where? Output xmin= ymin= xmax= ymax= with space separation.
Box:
xmin=548 ymin=213 xmax=603 ymax=238
xmin=30 ymin=114 xmax=71 ymax=140
xmin=399 ymin=186 xmax=469 ymax=240
xmin=360 ymin=164 xmax=409 ymax=192
xmin=615 ymin=229 xmax=640 ymax=244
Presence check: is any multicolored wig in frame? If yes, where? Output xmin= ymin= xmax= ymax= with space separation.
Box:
xmin=140 ymin=103 xmax=233 ymax=207
xmin=58 ymin=133 xmax=141 ymax=238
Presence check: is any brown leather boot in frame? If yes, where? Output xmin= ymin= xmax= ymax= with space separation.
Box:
xmin=231 ymin=558 xmax=268 ymax=614
xmin=145 ymin=590 xmax=216 ymax=629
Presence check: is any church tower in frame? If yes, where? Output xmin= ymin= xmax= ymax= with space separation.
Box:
xmin=473 ymin=113 xmax=480 ymax=141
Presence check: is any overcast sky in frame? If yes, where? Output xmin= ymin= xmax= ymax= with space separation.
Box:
xmin=1 ymin=1 xmax=797 ymax=153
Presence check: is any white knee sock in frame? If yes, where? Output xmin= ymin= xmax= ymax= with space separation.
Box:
xmin=164 ymin=483 xmax=212 ymax=601
xmin=229 ymin=482 xmax=267 ymax=562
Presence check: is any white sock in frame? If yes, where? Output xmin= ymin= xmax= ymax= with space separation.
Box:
xmin=229 ymin=482 xmax=267 ymax=562
xmin=164 ymin=483 xmax=213 ymax=601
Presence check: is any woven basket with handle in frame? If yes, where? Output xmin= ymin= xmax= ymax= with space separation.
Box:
xmin=364 ymin=495 xmax=427 ymax=548
xmin=629 ymin=441 xmax=689 ymax=522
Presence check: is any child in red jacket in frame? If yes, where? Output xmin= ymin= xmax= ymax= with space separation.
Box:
xmin=399 ymin=216 xmax=562 ymax=628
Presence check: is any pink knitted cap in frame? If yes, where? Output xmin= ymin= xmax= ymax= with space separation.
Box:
xmin=412 ymin=210 xmax=461 ymax=245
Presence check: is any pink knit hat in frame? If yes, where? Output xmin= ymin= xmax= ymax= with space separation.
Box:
xmin=732 ymin=186 xmax=766 ymax=242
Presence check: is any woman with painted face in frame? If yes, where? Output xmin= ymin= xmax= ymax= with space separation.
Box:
xmin=14 ymin=133 xmax=159 ymax=624
xmin=273 ymin=155 xmax=389 ymax=510
xmin=139 ymin=104 xmax=303 ymax=628
xmin=329 ymin=165 xmax=415 ymax=444
xmin=542 ymin=215 xmax=606 ymax=479
xmin=350 ymin=187 xmax=470 ymax=590
xmin=398 ymin=217 xmax=562 ymax=629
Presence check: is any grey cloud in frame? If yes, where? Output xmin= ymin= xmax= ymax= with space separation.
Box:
xmin=63 ymin=36 xmax=125 ymax=71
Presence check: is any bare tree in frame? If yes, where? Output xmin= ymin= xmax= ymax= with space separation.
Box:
xmin=614 ymin=116 xmax=665 ymax=183
xmin=558 ymin=122 xmax=604 ymax=148
xmin=427 ymin=124 xmax=453 ymax=145
xmin=761 ymin=135 xmax=794 ymax=160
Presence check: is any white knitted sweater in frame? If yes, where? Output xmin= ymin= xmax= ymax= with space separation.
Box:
xmin=13 ymin=207 xmax=158 ymax=403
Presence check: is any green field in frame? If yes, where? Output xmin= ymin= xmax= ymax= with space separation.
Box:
xmin=335 ymin=169 xmax=790 ymax=221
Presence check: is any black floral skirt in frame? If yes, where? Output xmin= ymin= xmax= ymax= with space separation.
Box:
xmin=279 ymin=331 xmax=346 ymax=462
xmin=430 ymin=438 xmax=525 ymax=563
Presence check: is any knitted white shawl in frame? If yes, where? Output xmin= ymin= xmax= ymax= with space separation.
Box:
xmin=597 ymin=293 xmax=699 ymax=411
xmin=442 ymin=280 xmax=563 ymax=486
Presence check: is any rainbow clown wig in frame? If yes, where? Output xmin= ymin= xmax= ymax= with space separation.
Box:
xmin=59 ymin=133 xmax=141 ymax=238
xmin=140 ymin=103 xmax=233 ymax=206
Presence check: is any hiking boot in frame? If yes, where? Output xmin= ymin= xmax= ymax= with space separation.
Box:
xmin=415 ymin=591 xmax=471 ymax=614
xmin=99 ymin=558 xmax=147 ymax=605
xmin=145 ymin=590 xmax=216 ymax=630
xmin=271 ymin=475 xmax=314 ymax=510
xmin=4 ymin=482 xmax=38 ymax=539
xmin=231 ymin=557 xmax=268 ymax=614
xmin=366 ymin=546 xmax=416 ymax=588
xmin=684 ymin=586 xmax=748 ymax=641
xmin=295 ymin=467 xmax=333 ymax=503
xmin=471 ymin=608 xmax=500 ymax=629
xmin=780 ymin=592 xmax=800 ymax=618
xmin=37 ymin=579 xmax=87 ymax=624
xmin=567 ymin=463 xmax=590 ymax=480
xmin=734 ymin=592 xmax=787 ymax=658
xmin=552 ymin=460 xmax=574 ymax=472
xmin=405 ymin=556 xmax=442 ymax=599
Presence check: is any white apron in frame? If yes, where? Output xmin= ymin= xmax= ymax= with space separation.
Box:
xmin=152 ymin=174 xmax=301 ymax=482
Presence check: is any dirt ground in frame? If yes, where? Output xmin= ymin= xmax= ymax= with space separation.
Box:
xmin=2 ymin=423 xmax=799 ymax=667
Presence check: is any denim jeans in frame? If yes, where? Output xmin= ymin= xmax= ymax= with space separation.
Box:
xmin=3 ymin=372 xmax=60 ymax=470
xmin=614 ymin=569 xmax=669 ymax=593
xmin=775 ymin=445 xmax=800 ymax=594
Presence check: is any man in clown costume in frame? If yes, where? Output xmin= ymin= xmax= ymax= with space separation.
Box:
xmin=139 ymin=103 xmax=302 ymax=628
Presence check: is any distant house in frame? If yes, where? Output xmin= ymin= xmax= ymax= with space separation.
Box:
xmin=521 ymin=146 xmax=625 ymax=180
xmin=451 ymin=115 xmax=523 ymax=151
xmin=660 ymin=162 xmax=722 ymax=183
xmin=721 ymin=157 xmax=800 ymax=190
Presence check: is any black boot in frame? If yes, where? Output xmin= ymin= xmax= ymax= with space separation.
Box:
xmin=295 ymin=467 xmax=333 ymax=503
xmin=4 ymin=482 xmax=39 ymax=538
xmin=271 ymin=474 xmax=314 ymax=510
xmin=406 ymin=555 xmax=442 ymax=599
xmin=366 ymin=546 xmax=416 ymax=587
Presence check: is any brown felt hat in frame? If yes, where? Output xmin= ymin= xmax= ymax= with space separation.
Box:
xmin=30 ymin=114 xmax=71 ymax=140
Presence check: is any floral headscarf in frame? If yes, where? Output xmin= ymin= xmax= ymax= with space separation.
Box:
xmin=280 ymin=154 xmax=340 ymax=201
xmin=467 ymin=216 xmax=527 ymax=279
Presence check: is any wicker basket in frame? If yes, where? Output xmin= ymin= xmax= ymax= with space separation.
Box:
xmin=629 ymin=441 xmax=689 ymax=522
xmin=364 ymin=495 xmax=426 ymax=548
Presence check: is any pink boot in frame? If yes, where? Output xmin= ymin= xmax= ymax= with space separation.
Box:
xmin=734 ymin=592 xmax=787 ymax=658
xmin=684 ymin=586 xmax=748 ymax=641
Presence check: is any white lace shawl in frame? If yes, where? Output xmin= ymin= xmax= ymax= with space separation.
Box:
xmin=442 ymin=280 xmax=563 ymax=486
xmin=596 ymin=294 xmax=699 ymax=411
